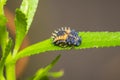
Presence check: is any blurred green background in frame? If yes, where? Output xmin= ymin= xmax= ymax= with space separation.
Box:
xmin=7 ymin=0 xmax=120 ymax=80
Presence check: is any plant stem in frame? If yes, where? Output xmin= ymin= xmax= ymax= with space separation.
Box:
xmin=6 ymin=63 xmax=16 ymax=80
xmin=0 ymin=59 xmax=5 ymax=80
xmin=0 ymin=65 xmax=5 ymax=80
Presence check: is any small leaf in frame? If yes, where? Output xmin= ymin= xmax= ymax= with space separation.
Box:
xmin=20 ymin=0 xmax=39 ymax=30
xmin=0 ymin=38 xmax=13 ymax=66
xmin=0 ymin=0 xmax=8 ymax=55
xmin=0 ymin=38 xmax=13 ymax=80
xmin=29 ymin=55 xmax=61 ymax=80
xmin=14 ymin=9 xmax=27 ymax=55
xmin=48 ymin=70 xmax=64 ymax=78
xmin=0 ymin=15 xmax=8 ymax=55
xmin=0 ymin=1 xmax=8 ymax=79
xmin=4 ymin=38 xmax=13 ymax=58
xmin=28 ymin=75 xmax=49 ymax=80
xmin=0 ymin=0 xmax=7 ymax=15
xmin=14 ymin=32 xmax=120 ymax=61
xmin=14 ymin=0 xmax=39 ymax=54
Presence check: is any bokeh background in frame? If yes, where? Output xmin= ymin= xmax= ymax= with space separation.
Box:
xmin=6 ymin=0 xmax=120 ymax=80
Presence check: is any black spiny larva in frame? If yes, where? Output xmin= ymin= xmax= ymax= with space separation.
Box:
xmin=51 ymin=27 xmax=82 ymax=47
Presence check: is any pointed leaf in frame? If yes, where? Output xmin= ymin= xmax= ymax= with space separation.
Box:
xmin=0 ymin=38 xmax=13 ymax=80
xmin=20 ymin=0 xmax=39 ymax=30
xmin=30 ymin=55 xmax=61 ymax=80
xmin=14 ymin=32 xmax=120 ymax=61
xmin=0 ymin=15 xmax=8 ymax=55
xmin=14 ymin=0 xmax=39 ymax=54
xmin=14 ymin=9 xmax=27 ymax=55
xmin=47 ymin=70 xmax=64 ymax=78
xmin=0 ymin=38 xmax=13 ymax=66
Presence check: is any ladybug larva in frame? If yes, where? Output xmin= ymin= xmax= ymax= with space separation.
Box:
xmin=51 ymin=27 xmax=82 ymax=47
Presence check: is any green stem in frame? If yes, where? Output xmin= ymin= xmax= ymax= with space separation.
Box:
xmin=0 ymin=58 xmax=7 ymax=80
xmin=6 ymin=63 xmax=16 ymax=80
xmin=0 ymin=64 xmax=5 ymax=80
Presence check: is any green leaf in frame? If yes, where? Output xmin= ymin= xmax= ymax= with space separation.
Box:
xmin=29 ymin=75 xmax=49 ymax=80
xmin=0 ymin=0 xmax=7 ymax=15
xmin=0 ymin=0 xmax=8 ymax=55
xmin=0 ymin=1 xmax=8 ymax=79
xmin=0 ymin=15 xmax=8 ymax=55
xmin=29 ymin=55 xmax=61 ymax=80
xmin=0 ymin=38 xmax=13 ymax=80
xmin=78 ymin=32 xmax=120 ymax=49
xmin=48 ymin=70 xmax=64 ymax=78
xmin=14 ymin=32 xmax=120 ymax=61
xmin=14 ymin=9 xmax=27 ymax=55
xmin=4 ymin=38 xmax=13 ymax=58
xmin=0 ymin=38 xmax=13 ymax=68
xmin=14 ymin=0 xmax=39 ymax=55
xmin=20 ymin=0 xmax=39 ymax=30
xmin=0 ymin=15 xmax=7 ymax=26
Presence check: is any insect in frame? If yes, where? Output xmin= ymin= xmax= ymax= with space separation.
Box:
xmin=51 ymin=27 xmax=82 ymax=47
